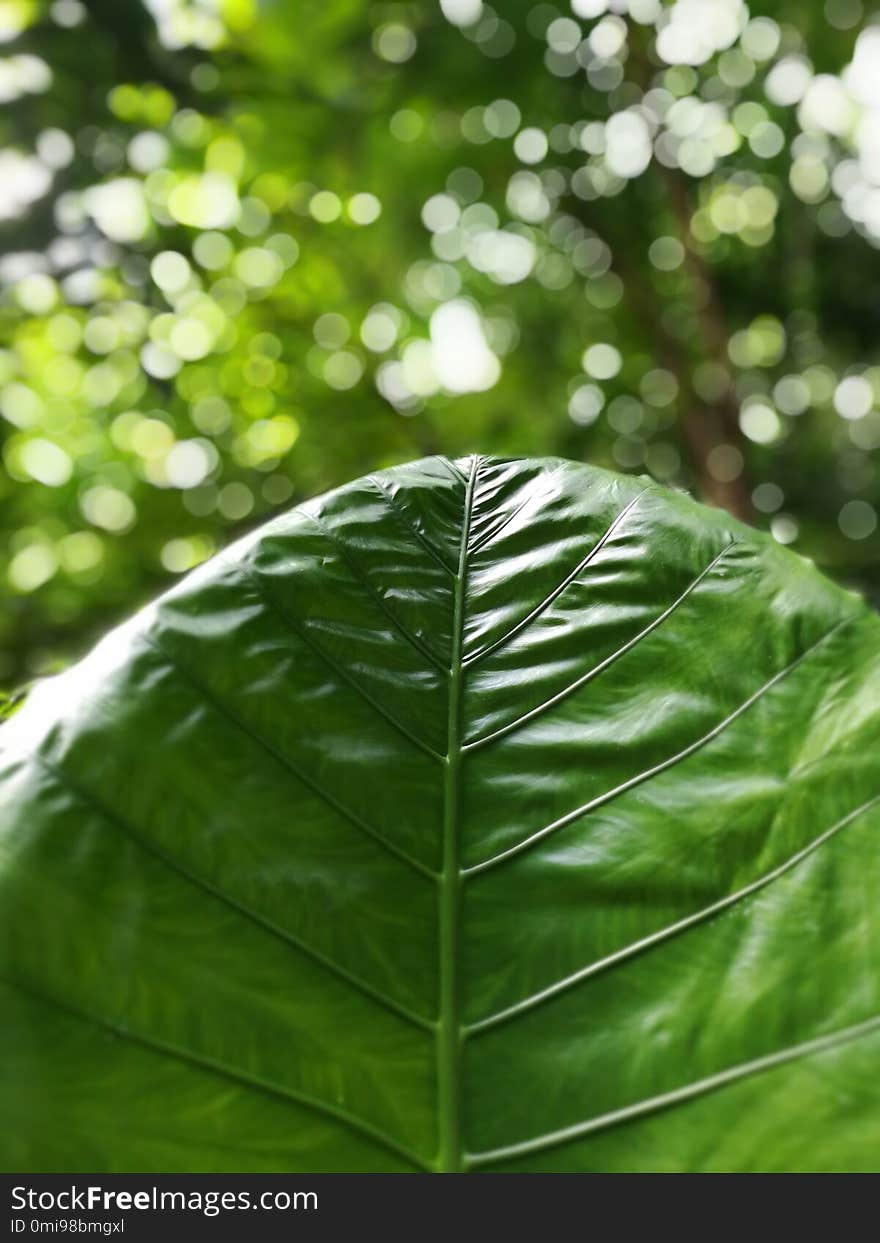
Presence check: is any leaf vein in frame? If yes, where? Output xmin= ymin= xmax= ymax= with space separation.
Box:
xmin=466 ymin=788 xmax=880 ymax=1035
xmin=466 ymin=1013 xmax=880 ymax=1167
xmin=463 ymin=540 xmax=735 ymax=753
xmin=368 ymin=475 xmax=457 ymax=577
xmin=464 ymin=616 xmax=853 ymax=876
xmin=462 ymin=489 xmax=650 ymax=669
xmin=139 ymin=629 xmax=437 ymax=880
xmin=291 ymin=507 xmax=448 ymax=674
xmin=468 ymin=491 xmax=536 ymax=557
xmin=32 ymin=751 xmax=436 ymax=1034
xmin=1 ymin=973 xmax=431 ymax=1172
xmin=229 ymin=555 xmax=445 ymax=764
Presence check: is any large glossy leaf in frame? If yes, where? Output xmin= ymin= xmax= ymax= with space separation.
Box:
xmin=2 ymin=454 xmax=880 ymax=1173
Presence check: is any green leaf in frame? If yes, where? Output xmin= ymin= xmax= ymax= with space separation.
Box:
xmin=2 ymin=455 xmax=879 ymax=1173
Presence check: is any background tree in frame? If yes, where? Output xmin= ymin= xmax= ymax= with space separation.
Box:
xmin=1 ymin=0 xmax=879 ymax=688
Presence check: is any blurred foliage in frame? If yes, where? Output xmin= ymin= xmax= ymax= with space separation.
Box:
xmin=1 ymin=0 xmax=879 ymax=686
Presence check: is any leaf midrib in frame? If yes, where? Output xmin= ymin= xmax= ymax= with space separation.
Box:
xmin=436 ymin=455 xmax=479 ymax=1173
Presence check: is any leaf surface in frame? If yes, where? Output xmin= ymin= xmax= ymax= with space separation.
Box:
xmin=2 ymin=455 xmax=879 ymax=1172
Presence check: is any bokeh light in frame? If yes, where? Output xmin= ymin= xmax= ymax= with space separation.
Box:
xmin=1 ymin=0 xmax=878 ymax=687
